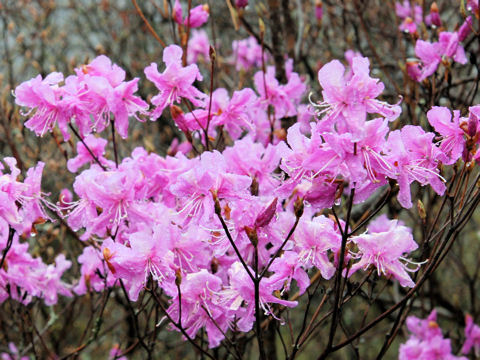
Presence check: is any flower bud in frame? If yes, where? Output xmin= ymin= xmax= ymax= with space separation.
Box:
xmin=294 ymin=197 xmax=304 ymax=219
xmin=315 ymin=0 xmax=323 ymax=22
xmin=214 ymin=196 xmax=222 ymax=216
xmin=255 ymin=198 xmax=277 ymax=228
xmin=429 ymin=2 xmax=442 ymax=27
xmin=406 ymin=61 xmax=422 ymax=81
xmin=170 ymin=105 xmax=187 ymax=131
xmin=244 ymin=226 xmax=258 ymax=247
xmin=175 ymin=268 xmax=182 ymax=287
xmin=417 ymin=199 xmax=426 ymax=221
xmin=458 ymin=16 xmax=473 ymax=42
xmin=258 ymin=18 xmax=265 ymax=39
xmin=250 ymin=177 xmax=259 ymax=196
xmin=211 ymin=257 xmax=219 ymax=274
xmin=468 ymin=105 xmax=479 ymax=137
xmin=235 ymin=0 xmax=248 ymax=8
xmin=103 ymin=248 xmax=116 ymax=274
xmin=209 ymin=45 xmax=216 ymax=62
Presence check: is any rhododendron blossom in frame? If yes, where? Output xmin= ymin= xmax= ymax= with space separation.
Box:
xmin=462 ymin=314 xmax=480 ymax=356
xmin=399 ymin=310 xmax=468 ymax=360
xmin=348 ymin=215 xmax=420 ymax=287
xmin=173 ymin=0 xmax=209 ymax=28
xmin=409 ymin=31 xmax=468 ymax=82
xmin=145 ymin=45 xmax=206 ymax=119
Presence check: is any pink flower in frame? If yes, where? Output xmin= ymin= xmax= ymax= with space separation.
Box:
xmin=399 ymin=336 xmax=466 ymax=360
xmin=462 ymin=314 xmax=480 ymax=356
xmin=355 ymin=118 xmax=393 ymax=183
xmin=108 ymin=78 xmax=149 ymax=138
xmin=348 ymin=215 xmax=419 ymax=287
xmin=213 ymin=88 xmax=257 ymax=139
xmin=411 ymin=40 xmax=442 ymax=81
xmin=294 ymin=215 xmax=341 ymax=279
xmin=315 ymin=56 xmax=400 ymax=139
xmin=67 ymin=165 xmax=154 ymax=240
xmin=267 ymin=251 xmax=310 ymax=295
xmin=16 ymin=56 xmax=148 ymax=140
xmin=406 ymin=310 xmax=443 ymax=340
xmin=467 ymin=0 xmax=479 ymax=15
xmin=173 ymin=0 xmax=209 ymax=28
xmin=219 ymin=262 xmax=297 ymax=332
xmin=254 ymin=65 xmax=306 ymax=119
xmin=439 ymin=32 xmax=468 ymax=64
xmin=176 ymin=87 xmax=257 ymax=138
xmin=14 ymin=72 xmax=71 ymax=140
xmin=0 ymin=158 xmax=55 ymax=235
xmin=1 ymin=342 xmax=29 ymax=360
xmin=410 ymin=32 xmax=467 ymax=82
xmin=400 ymin=310 xmax=468 ymax=360
xmin=103 ymin=227 xmax=176 ymax=300
xmin=73 ymin=56 xmax=148 ymax=138
xmin=0 ymin=221 xmax=72 ymax=305
xmin=395 ymin=0 xmax=411 ymax=19
xmin=145 ymin=45 xmax=206 ymax=119
xmin=399 ymin=17 xmax=418 ymax=34
xmin=67 ymin=134 xmax=113 ymax=172
xmin=74 ymin=246 xmax=115 ymax=295
xmin=37 ymin=254 xmax=72 ymax=306
xmin=186 ymin=4 xmax=209 ymax=27
xmin=386 ymin=126 xmax=446 ymax=208
xmin=187 ymin=29 xmax=211 ymax=64
xmin=396 ymin=1 xmax=423 ymax=34
xmin=167 ymin=269 xmax=230 ymax=348
xmin=223 ymin=136 xmax=288 ymax=195
xmin=169 ymin=151 xmax=251 ymax=224
xmin=427 ymin=106 xmax=466 ymax=164
xmin=231 ymin=36 xmax=266 ymax=71
xmin=109 ymin=345 xmax=127 ymax=360
xmin=77 ymin=55 xmax=126 ymax=87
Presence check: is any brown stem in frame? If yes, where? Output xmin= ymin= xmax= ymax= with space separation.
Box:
xmin=0 ymin=227 xmax=15 ymax=271
xmin=131 ymin=0 xmax=166 ymax=48
xmin=324 ymin=188 xmax=355 ymax=356
xmin=266 ymin=0 xmax=287 ymax=83
xmin=111 ymin=120 xmax=119 ymax=168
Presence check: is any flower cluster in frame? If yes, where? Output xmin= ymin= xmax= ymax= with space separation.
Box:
xmin=14 ymin=56 xmax=148 ymax=140
xmin=0 ymin=217 xmax=71 ymax=306
xmin=399 ymin=310 xmax=470 ymax=360
xmin=408 ymin=30 xmax=469 ymax=82
xmin=231 ymin=36 xmax=268 ymax=71
xmin=8 ymin=28 xmax=480 ymax=354
xmin=0 ymin=158 xmax=71 ymax=305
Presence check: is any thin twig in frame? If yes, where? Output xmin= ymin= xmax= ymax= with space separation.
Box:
xmin=111 ymin=120 xmax=119 ymax=168
xmin=0 ymin=227 xmax=15 ymax=271
xmin=131 ymin=0 xmax=166 ymax=48
xmin=68 ymin=124 xmax=107 ymax=171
